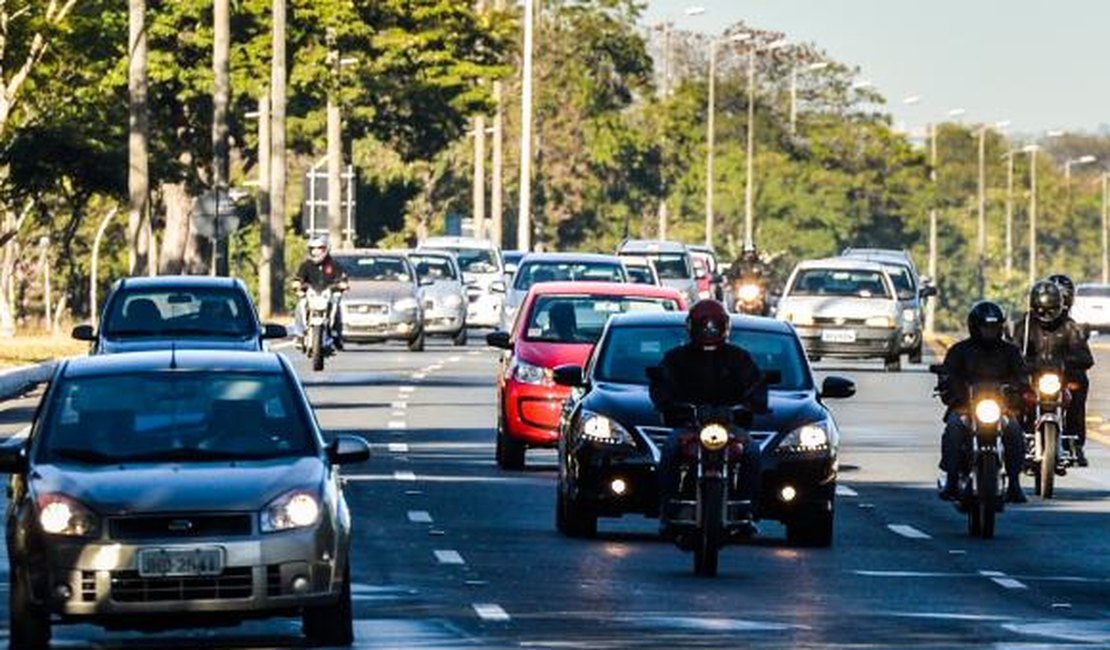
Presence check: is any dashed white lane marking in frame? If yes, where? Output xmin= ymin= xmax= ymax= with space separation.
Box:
xmin=412 ymin=373 xmax=427 ymax=380
xmin=391 ymin=401 xmax=408 ymax=409
xmin=468 ymin=350 xmax=480 ymax=356
xmin=835 ymin=485 xmax=858 ymax=497
xmin=388 ymin=443 xmax=409 ymax=453
xmin=393 ymin=470 xmax=417 ymax=482
xmin=978 ymin=570 xmax=1005 ymax=577
xmin=472 ymin=603 xmax=510 ymax=622
xmin=448 ymin=356 xmax=462 ymax=363
xmin=387 ymin=421 xmax=407 ymax=430
xmin=434 ymin=550 xmax=465 ymax=565
xmin=991 ymin=577 xmax=1028 ymax=590
xmin=407 ymin=510 xmax=433 ymax=523
xmin=399 ymin=385 xmax=416 ymax=393
xmin=428 ymin=364 xmax=444 ymax=371
xmin=887 ymin=524 xmax=932 ymax=540
xmin=391 ymin=410 xmax=406 ymax=417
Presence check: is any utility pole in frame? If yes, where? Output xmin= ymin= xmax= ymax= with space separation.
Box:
xmin=1028 ymin=147 xmax=1038 ymax=284
xmin=657 ymin=21 xmax=671 ymax=240
xmin=212 ymin=0 xmax=231 ymax=276
xmin=1004 ymin=151 xmax=1014 ymax=276
xmin=925 ymin=123 xmax=938 ymax=336
xmin=743 ymin=47 xmax=756 ymax=250
xmin=490 ymin=0 xmax=505 ymax=248
xmin=326 ymin=28 xmax=343 ymax=249
xmin=976 ymin=125 xmax=986 ymax=298
xmin=128 ymin=0 xmax=149 ymax=276
xmin=270 ymin=0 xmax=288 ymax=313
xmin=517 ymin=0 xmax=535 ymax=252
xmin=256 ymin=93 xmax=273 ymax=318
xmin=472 ymin=0 xmax=488 ymax=240
xmin=704 ymin=37 xmax=716 ymax=248
xmin=1104 ymin=172 xmax=1109 ymax=284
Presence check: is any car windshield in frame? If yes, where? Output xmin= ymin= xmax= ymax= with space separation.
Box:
xmin=625 ymin=265 xmax=655 ymax=284
xmin=524 ymin=295 xmax=679 ymax=344
xmin=789 ymin=268 xmax=892 ymax=299
xmin=410 ymin=255 xmax=457 ymax=281
xmin=338 ymin=256 xmax=412 ymax=282
xmin=104 ymin=287 xmax=254 ymax=338
xmin=1077 ymin=285 xmax=1110 ymax=298
xmin=37 ymin=372 xmax=315 ymax=465
xmin=594 ymin=325 xmax=810 ymax=391
xmin=453 ymin=248 xmax=499 ymax=274
xmin=514 ymin=261 xmax=626 ymax=291
xmin=622 ymin=253 xmax=689 ymax=280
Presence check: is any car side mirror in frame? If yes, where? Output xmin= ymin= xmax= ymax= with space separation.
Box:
xmin=328 ymin=435 xmax=371 ymax=465
xmin=0 ymin=445 xmax=27 ymax=474
xmin=71 ymin=324 xmax=96 ymax=342
xmin=820 ymin=376 xmax=856 ymax=399
xmin=762 ymin=369 xmax=783 ymax=386
xmin=261 ymin=323 xmax=288 ymax=340
xmin=490 ymin=280 xmax=507 ymax=294
xmin=920 ymin=285 xmax=939 ymax=299
xmin=645 ymin=365 xmax=664 ymax=383
xmin=552 ymin=365 xmax=585 ymax=388
xmin=485 ymin=331 xmax=513 ymax=350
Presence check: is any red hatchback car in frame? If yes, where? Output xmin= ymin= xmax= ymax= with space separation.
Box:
xmin=487 ymin=281 xmax=686 ymax=469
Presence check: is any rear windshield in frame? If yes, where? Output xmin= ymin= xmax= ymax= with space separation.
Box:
xmin=410 ymin=255 xmax=457 ymax=281
xmin=594 ymin=326 xmax=810 ymax=390
xmin=338 ymin=256 xmax=412 ymax=282
xmin=514 ymin=261 xmax=626 ymax=291
xmin=622 ymin=253 xmax=690 ymax=280
xmin=1077 ymin=285 xmax=1110 ymax=298
xmin=524 ymin=295 xmax=679 ymax=344
xmin=37 ymin=371 xmax=315 ymax=465
xmin=453 ymin=249 xmax=499 ymax=274
xmin=625 ymin=265 xmax=656 ymax=284
xmin=789 ymin=268 xmax=892 ymax=299
xmin=104 ymin=287 xmax=254 ymax=339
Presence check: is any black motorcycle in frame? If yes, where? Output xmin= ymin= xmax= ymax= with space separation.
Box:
xmin=731 ymin=280 xmax=769 ymax=316
xmin=1025 ymin=364 xmax=1078 ymax=499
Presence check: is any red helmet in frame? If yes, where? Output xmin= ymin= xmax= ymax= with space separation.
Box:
xmin=687 ymin=299 xmax=730 ymax=350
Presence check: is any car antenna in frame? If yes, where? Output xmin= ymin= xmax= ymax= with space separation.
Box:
xmin=170 ymin=342 xmax=178 ymax=369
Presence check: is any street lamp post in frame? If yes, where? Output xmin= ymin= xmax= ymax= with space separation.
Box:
xmin=517 ymin=0 xmax=535 ymax=252
xmin=789 ymin=61 xmax=827 ymax=137
xmin=705 ymin=31 xmax=749 ymax=248
xmin=1023 ymin=144 xmax=1039 ymax=283
xmin=1064 ymin=154 xmax=1097 ymax=227
xmin=743 ymin=38 xmax=786 ymax=251
xmin=1002 ymin=150 xmax=1015 ymax=276
xmin=1103 ymin=172 xmax=1109 ymax=284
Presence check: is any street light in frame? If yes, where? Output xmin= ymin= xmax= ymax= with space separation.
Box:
xmin=742 ymin=37 xmax=787 ymax=251
xmin=704 ymin=31 xmax=751 ymax=247
xmin=1103 ymin=172 xmax=1109 ymax=284
xmin=789 ymin=60 xmax=828 ymax=137
xmin=1022 ymin=143 xmax=1041 ymax=283
xmin=974 ymin=119 xmax=1010 ymax=297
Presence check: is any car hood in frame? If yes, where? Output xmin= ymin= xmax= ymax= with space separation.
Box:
xmin=582 ymin=382 xmax=828 ymax=436
xmin=515 ymin=339 xmax=594 ymax=369
xmin=31 ymin=457 xmax=326 ymax=515
xmin=420 ymin=281 xmax=464 ymax=299
xmin=346 ymin=281 xmax=416 ymax=303
xmin=777 ymin=295 xmax=897 ymax=319
xmin=99 ymin=337 xmax=260 ymax=354
xmin=462 ymin=272 xmax=502 ymax=290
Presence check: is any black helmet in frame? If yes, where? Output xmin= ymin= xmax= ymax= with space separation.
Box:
xmin=1029 ymin=280 xmax=1064 ymax=324
xmin=1046 ymin=274 xmax=1075 ymax=309
xmin=967 ymin=301 xmax=1006 ymax=342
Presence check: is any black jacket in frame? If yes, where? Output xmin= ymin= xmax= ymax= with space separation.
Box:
xmin=1011 ymin=313 xmax=1093 ymax=376
xmin=939 ymin=338 xmax=1027 ymax=411
xmin=649 ymin=342 xmax=768 ymax=424
xmin=295 ymin=256 xmax=347 ymax=292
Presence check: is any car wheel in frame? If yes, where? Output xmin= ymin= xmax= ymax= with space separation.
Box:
xmin=408 ymin=329 xmax=426 ymax=352
xmin=10 ymin=568 xmax=51 ymax=650
xmin=303 ymin=561 xmax=354 ymax=647
xmin=452 ymin=327 xmax=468 ymax=347
xmin=884 ymin=356 xmax=902 ymax=372
xmin=557 ymin=481 xmax=597 ymax=538
xmin=496 ymin=428 xmax=526 ymax=470
xmin=786 ymin=510 xmax=834 ymax=548
xmin=909 ymin=342 xmax=924 ymax=365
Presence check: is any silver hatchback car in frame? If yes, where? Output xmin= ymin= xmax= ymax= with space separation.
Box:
xmin=0 ymin=350 xmax=371 ymax=648
xmin=409 ymin=249 xmax=469 ymax=346
xmin=334 ymin=249 xmax=428 ymax=352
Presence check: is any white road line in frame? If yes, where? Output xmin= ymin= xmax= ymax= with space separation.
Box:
xmin=468 ymin=350 xmax=480 ymax=356
xmin=387 ymin=421 xmax=407 ymax=430
xmin=412 ymin=373 xmax=427 ymax=380
xmin=472 ymin=603 xmax=510 ymax=622
xmin=887 ymin=524 xmax=932 ymax=540
xmin=399 ymin=385 xmax=416 ymax=393
xmin=407 ymin=510 xmax=433 ymax=523
xmin=388 ymin=443 xmax=409 ymax=453
xmin=434 ymin=550 xmax=465 ymax=565
xmin=391 ymin=410 xmax=406 ymax=417
xmin=391 ymin=401 xmax=408 ymax=409
xmin=978 ymin=570 xmax=1005 ymax=577
xmin=269 ymin=341 xmax=296 ymax=351
xmin=835 ymin=485 xmax=858 ymax=497
xmin=992 ymin=577 xmax=1028 ymax=590
xmin=393 ymin=470 xmax=417 ymax=482
xmin=429 ymin=364 xmax=444 ymax=371
xmin=449 ymin=355 xmax=462 ymax=362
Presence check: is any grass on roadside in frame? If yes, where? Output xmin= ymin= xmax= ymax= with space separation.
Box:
xmin=0 ymin=336 xmax=88 ymax=369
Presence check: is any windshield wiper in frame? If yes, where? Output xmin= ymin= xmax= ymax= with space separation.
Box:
xmin=50 ymin=448 xmax=119 ymax=464
xmin=156 ymin=328 xmax=249 ymax=338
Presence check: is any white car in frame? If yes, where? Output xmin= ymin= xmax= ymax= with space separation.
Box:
xmin=1072 ymin=283 xmax=1110 ymax=333
xmin=419 ymin=236 xmax=506 ymax=328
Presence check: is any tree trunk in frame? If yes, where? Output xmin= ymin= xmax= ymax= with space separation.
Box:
xmin=129 ymin=0 xmax=150 ymax=275
xmin=159 ymin=182 xmax=192 ymax=275
xmin=212 ymin=0 xmax=231 ymax=275
xmin=270 ymin=0 xmax=288 ymax=313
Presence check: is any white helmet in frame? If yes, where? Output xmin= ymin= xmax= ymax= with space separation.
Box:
xmin=308 ymin=235 xmax=329 ymax=263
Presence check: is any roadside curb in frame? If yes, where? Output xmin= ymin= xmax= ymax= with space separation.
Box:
xmin=0 ymin=361 xmax=56 ymax=402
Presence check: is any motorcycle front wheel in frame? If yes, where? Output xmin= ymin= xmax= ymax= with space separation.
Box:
xmin=977 ymin=452 xmax=998 ymax=539
xmin=311 ymin=326 xmax=325 ymax=372
xmin=1037 ymin=422 xmax=1058 ymax=499
xmin=693 ymin=478 xmax=724 ymax=577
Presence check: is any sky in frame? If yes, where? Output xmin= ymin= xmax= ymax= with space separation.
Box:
xmin=643 ymin=0 xmax=1109 ymax=137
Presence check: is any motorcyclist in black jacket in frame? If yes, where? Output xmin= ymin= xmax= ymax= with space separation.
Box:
xmin=293 ymin=235 xmax=349 ymax=348
xmin=1013 ymin=278 xmax=1094 ymax=466
xmin=938 ymin=301 xmax=1028 ymax=503
xmin=650 ymin=300 xmax=767 ymax=534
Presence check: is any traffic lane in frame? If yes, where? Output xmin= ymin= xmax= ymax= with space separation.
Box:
xmin=1086 ymin=345 xmax=1109 ymax=444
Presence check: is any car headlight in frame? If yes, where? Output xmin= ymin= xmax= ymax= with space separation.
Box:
xmin=902 ymin=309 xmax=917 ymax=323
xmin=974 ymin=399 xmax=1002 ymax=425
xmin=394 ymin=297 xmax=419 ymax=312
xmin=786 ymin=312 xmax=815 ymax=326
xmin=37 ymin=494 xmax=99 ymax=537
xmin=444 ymin=294 xmax=464 ymax=308
xmin=778 ymin=421 xmax=834 ymax=452
xmin=577 ymin=411 xmax=632 ymax=445
xmin=511 ymin=359 xmax=551 ymax=386
xmin=737 ymin=284 xmax=762 ymax=302
xmin=699 ymin=423 xmax=730 ymax=451
xmin=865 ymin=316 xmax=895 ymax=328
xmin=1037 ymin=373 xmax=1062 ymax=396
xmin=261 ymin=490 xmax=321 ymax=533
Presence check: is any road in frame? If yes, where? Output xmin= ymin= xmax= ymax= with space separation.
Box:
xmin=0 ymin=338 xmax=1107 ymax=648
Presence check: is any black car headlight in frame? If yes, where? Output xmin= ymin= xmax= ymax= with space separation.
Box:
xmin=576 ymin=411 xmax=632 ymax=445
xmin=776 ymin=420 xmax=834 ymax=453
xmin=261 ymin=490 xmax=322 ymax=533
xmin=36 ymin=494 xmax=100 ymax=538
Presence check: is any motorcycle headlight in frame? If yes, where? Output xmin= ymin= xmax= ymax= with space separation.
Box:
xmin=307 ymin=295 xmax=330 ymax=311
xmin=511 ymin=359 xmax=551 ymax=386
xmin=902 ymin=309 xmax=917 ymax=323
xmin=37 ymin=494 xmax=99 ymax=538
xmin=261 ymin=490 xmax=321 ymax=533
xmin=974 ymin=399 xmax=1002 ymax=425
xmin=699 ymin=424 xmax=730 ymax=451
xmin=577 ymin=411 xmax=631 ymax=445
xmin=1037 ymin=373 xmax=1062 ymax=397
xmin=394 ymin=297 xmax=419 ymax=312
xmin=444 ymin=294 xmax=464 ymax=308
xmin=778 ymin=421 xmax=833 ymax=453
xmin=865 ymin=316 xmax=895 ymax=328
xmin=738 ymin=284 xmax=762 ymax=302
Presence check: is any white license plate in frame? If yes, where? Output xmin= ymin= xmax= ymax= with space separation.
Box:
xmin=821 ymin=329 xmax=857 ymax=343
xmin=138 ymin=547 xmax=224 ymax=577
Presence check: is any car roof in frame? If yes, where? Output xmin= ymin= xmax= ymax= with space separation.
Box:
xmin=607 ymin=311 xmax=794 ymax=335
xmin=794 ymin=257 xmax=890 ymax=273
xmin=61 ymin=350 xmax=287 ymax=378
xmin=1077 ymin=283 xmax=1110 ymax=289
xmin=617 ymin=239 xmax=688 ymax=254
xmin=409 ymin=249 xmax=458 ymax=260
xmin=333 ymin=249 xmax=409 ymax=259
xmin=841 ymin=248 xmax=916 ymax=267
xmin=686 ymin=245 xmax=717 ymax=256
xmin=420 ymin=236 xmax=496 ymax=250
xmin=116 ymin=275 xmax=247 ymax=291
xmin=519 ymin=252 xmax=624 ymax=264
xmin=527 ymin=281 xmax=682 ymax=300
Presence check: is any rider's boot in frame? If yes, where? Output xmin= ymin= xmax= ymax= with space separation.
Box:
xmin=1005 ymin=480 xmax=1028 ymax=504
xmin=939 ymin=473 xmax=960 ymax=501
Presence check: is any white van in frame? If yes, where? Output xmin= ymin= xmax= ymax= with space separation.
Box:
xmin=419 ymin=236 xmax=506 ymax=328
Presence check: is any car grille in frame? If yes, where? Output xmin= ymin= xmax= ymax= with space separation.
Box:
xmin=813 ymin=316 xmax=868 ymax=326
xmin=81 ymin=570 xmax=96 ymax=602
xmin=109 ymin=567 xmax=253 ymax=602
xmin=108 ymin=514 xmax=253 ymax=540
xmin=636 ymin=426 xmax=774 ymax=459
xmin=267 ymin=564 xmax=282 ymax=597
xmin=347 ymin=302 xmax=389 ymax=315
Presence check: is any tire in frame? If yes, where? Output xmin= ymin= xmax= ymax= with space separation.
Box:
xmin=1038 ymin=422 xmax=1058 ymax=500
xmin=310 ymin=326 xmax=325 ymax=372
xmin=787 ymin=510 xmax=835 ymax=548
xmin=884 ymin=356 xmax=902 ymax=372
xmin=694 ymin=479 xmax=724 ymax=577
xmin=303 ymin=562 xmax=354 ymax=647
xmin=556 ymin=482 xmax=597 ymax=538
xmin=452 ymin=327 xmax=468 ymax=347
xmin=909 ymin=342 xmax=924 ymax=365
xmin=10 ymin=568 xmax=50 ymax=650
xmin=408 ymin=329 xmax=426 ymax=352
xmin=978 ymin=452 xmax=998 ymax=539
xmin=495 ymin=429 xmax=526 ymax=470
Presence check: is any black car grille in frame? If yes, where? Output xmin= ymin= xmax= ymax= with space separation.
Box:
xmin=80 ymin=570 xmax=96 ymax=602
xmin=267 ymin=564 xmax=282 ymax=597
xmin=108 ymin=514 xmax=253 ymax=540
xmin=110 ymin=567 xmax=253 ymax=602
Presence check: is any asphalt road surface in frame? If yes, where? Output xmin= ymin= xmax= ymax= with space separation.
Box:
xmin=0 ymin=336 xmax=1107 ymax=649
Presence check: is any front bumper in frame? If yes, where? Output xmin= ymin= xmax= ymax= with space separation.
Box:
xmin=794 ymin=325 xmax=900 ymax=359
xmin=899 ymin=320 xmax=923 ymax=352
xmin=342 ymin=308 xmax=422 ymax=342
xmin=757 ymin=451 xmax=838 ymax=521
xmin=503 ymin=380 xmax=568 ymax=446
xmin=566 ymin=441 xmax=660 ymax=517
xmin=468 ymin=294 xmax=504 ymax=328
xmin=32 ymin=527 xmax=343 ymax=623
xmin=422 ymin=304 xmax=467 ymax=335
